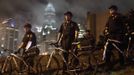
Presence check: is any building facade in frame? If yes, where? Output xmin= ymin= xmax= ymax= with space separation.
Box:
xmin=0 ymin=22 xmax=18 ymax=50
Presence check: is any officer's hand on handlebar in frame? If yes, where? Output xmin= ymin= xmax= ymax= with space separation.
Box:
xmin=50 ymin=42 xmax=60 ymax=47
xmin=14 ymin=48 xmax=21 ymax=54
xmin=55 ymin=41 xmax=61 ymax=47
xmin=14 ymin=51 xmax=19 ymax=54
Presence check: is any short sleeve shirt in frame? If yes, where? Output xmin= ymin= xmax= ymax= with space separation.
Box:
xmin=59 ymin=21 xmax=79 ymax=40
xmin=22 ymin=31 xmax=37 ymax=49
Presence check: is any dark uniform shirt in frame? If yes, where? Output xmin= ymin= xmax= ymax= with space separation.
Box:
xmin=59 ymin=21 xmax=79 ymax=50
xmin=127 ymin=15 xmax=134 ymax=33
xmin=105 ymin=13 xmax=127 ymax=41
xmin=22 ymin=31 xmax=37 ymax=49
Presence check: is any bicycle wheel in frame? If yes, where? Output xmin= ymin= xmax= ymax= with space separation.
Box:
xmin=14 ymin=57 xmax=29 ymax=75
xmin=35 ymin=56 xmax=43 ymax=75
xmin=38 ymin=55 xmax=60 ymax=75
xmin=67 ymin=53 xmax=80 ymax=75
xmin=1 ymin=57 xmax=14 ymax=75
xmin=77 ymin=52 xmax=98 ymax=75
xmin=36 ymin=62 xmax=42 ymax=75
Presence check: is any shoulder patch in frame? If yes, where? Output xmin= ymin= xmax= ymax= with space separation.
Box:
xmin=30 ymin=34 xmax=32 ymax=38
xmin=27 ymin=34 xmax=30 ymax=37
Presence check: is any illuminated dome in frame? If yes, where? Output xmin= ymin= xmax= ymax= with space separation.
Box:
xmin=44 ymin=3 xmax=55 ymax=16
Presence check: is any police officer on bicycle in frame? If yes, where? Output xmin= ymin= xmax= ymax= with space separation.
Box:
xmin=103 ymin=5 xmax=127 ymax=70
xmin=126 ymin=9 xmax=134 ymax=59
xmin=57 ymin=11 xmax=79 ymax=72
xmin=17 ymin=23 xmax=38 ymax=70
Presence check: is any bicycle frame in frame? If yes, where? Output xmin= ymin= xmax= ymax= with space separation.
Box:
xmin=46 ymin=47 xmax=68 ymax=69
xmin=1 ymin=53 xmax=36 ymax=73
xmin=103 ymin=39 xmax=125 ymax=60
xmin=46 ymin=43 xmax=80 ymax=70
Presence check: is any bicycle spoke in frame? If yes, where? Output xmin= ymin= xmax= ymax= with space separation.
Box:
xmin=1 ymin=59 xmax=13 ymax=75
xmin=77 ymin=52 xmax=98 ymax=75
xmin=38 ymin=55 xmax=60 ymax=75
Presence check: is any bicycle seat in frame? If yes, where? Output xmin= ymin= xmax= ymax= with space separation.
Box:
xmin=80 ymin=45 xmax=92 ymax=49
xmin=10 ymin=53 xmax=21 ymax=58
xmin=44 ymin=40 xmax=57 ymax=43
xmin=72 ymin=42 xmax=80 ymax=45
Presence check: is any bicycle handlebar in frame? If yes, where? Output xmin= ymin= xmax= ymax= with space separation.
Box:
xmin=49 ymin=42 xmax=59 ymax=47
xmin=1 ymin=47 xmax=13 ymax=53
xmin=49 ymin=42 xmax=67 ymax=52
xmin=107 ymin=39 xmax=121 ymax=43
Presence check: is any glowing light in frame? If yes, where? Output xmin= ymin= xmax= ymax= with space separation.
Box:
xmin=78 ymin=24 xmax=81 ymax=26
xmin=1 ymin=44 xmax=4 ymax=47
xmin=42 ymin=52 xmax=48 ymax=55
xmin=44 ymin=25 xmax=48 ymax=29
xmin=45 ymin=3 xmax=55 ymax=12
xmin=2 ymin=20 xmax=8 ymax=24
xmin=36 ymin=27 xmax=42 ymax=32
xmin=11 ymin=23 xmax=15 ymax=27
xmin=42 ymin=31 xmax=46 ymax=35
xmin=14 ymin=38 xmax=18 ymax=41
xmin=51 ymin=28 xmax=57 ymax=30
xmin=47 ymin=31 xmax=50 ymax=34
xmin=1 ymin=37 xmax=5 ymax=40
xmin=2 ymin=18 xmax=12 ymax=24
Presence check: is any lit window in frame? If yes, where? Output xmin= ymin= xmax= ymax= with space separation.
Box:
xmin=1 ymin=37 xmax=5 ymax=40
xmin=1 ymin=44 xmax=4 ymax=47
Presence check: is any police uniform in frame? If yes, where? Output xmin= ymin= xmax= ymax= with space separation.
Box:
xmin=22 ymin=31 xmax=37 ymax=49
xmin=104 ymin=13 xmax=127 ymax=68
xmin=126 ymin=12 xmax=134 ymax=58
xmin=21 ymin=31 xmax=37 ymax=67
xmin=59 ymin=21 xmax=79 ymax=70
xmin=59 ymin=21 xmax=79 ymax=50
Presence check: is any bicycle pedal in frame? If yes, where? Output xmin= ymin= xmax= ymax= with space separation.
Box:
xmin=1 ymin=69 xmax=8 ymax=73
xmin=69 ymin=69 xmax=76 ymax=72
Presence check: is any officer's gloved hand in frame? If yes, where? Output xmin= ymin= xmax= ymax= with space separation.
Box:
xmin=14 ymin=51 xmax=18 ymax=54
xmin=14 ymin=48 xmax=21 ymax=54
xmin=55 ymin=41 xmax=58 ymax=44
xmin=54 ymin=42 xmax=59 ymax=47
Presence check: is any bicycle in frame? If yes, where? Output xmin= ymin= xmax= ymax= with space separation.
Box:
xmin=76 ymin=44 xmax=99 ymax=75
xmin=0 ymin=46 xmax=42 ymax=75
xmin=94 ymin=38 xmax=127 ymax=72
xmin=38 ymin=41 xmax=98 ymax=75
xmin=126 ymin=35 xmax=134 ymax=61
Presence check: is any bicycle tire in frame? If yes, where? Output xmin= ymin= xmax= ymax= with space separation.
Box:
xmin=36 ymin=62 xmax=43 ymax=75
xmin=76 ymin=52 xmax=98 ymax=75
xmin=9 ymin=55 xmax=36 ymax=75
xmin=38 ymin=55 xmax=60 ymax=75
xmin=13 ymin=56 xmax=42 ymax=75
xmin=61 ymin=53 xmax=78 ymax=75
xmin=35 ymin=56 xmax=43 ymax=75
xmin=1 ymin=58 xmax=14 ymax=75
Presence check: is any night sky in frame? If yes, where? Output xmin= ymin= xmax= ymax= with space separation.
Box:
xmin=0 ymin=0 xmax=133 ymax=25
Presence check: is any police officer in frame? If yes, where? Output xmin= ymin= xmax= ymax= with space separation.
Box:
xmin=57 ymin=11 xmax=79 ymax=71
xmin=104 ymin=5 xmax=127 ymax=70
xmin=18 ymin=23 xmax=37 ymax=73
xmin=18 ymin=23 xmax=37 ymax=50
xmin=126 ymin=9 xmax=134 ymax=59
xmin=83 ymin=30 xmax=95 ymax=49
